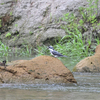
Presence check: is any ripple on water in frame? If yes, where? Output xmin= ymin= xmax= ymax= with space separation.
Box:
xmin=0 ymin=72 xmax=100 ymax=93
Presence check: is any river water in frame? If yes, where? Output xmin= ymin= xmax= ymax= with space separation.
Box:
xmin=0 ymin=72 xmax=100 ymax=100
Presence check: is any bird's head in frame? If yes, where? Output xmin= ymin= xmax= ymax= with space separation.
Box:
xmin=48 ymin=46 xmax=54 ymax=51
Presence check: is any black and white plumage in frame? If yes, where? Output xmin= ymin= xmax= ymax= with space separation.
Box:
xmin=48 ymin=46 xmax=67 ymax=57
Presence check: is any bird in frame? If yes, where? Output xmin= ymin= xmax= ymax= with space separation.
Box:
xmin=48 ymin=46 xmax=67 ymax=57
xmin=0 ymin=60 xmax=6 ymax=68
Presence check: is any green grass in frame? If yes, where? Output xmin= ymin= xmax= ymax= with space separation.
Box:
xmin=0 ymin=41 xmax=32 ymax=61
xmin=0 ymin=41 xmax=10 ymax=57
xmin=34 ymin=45 xmax=49 ymax=56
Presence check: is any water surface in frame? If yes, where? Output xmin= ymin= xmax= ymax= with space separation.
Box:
xmin=0 ymin=72 xmax=100 ymax=100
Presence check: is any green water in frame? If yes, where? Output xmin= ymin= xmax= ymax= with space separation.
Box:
xmin=60 ymin=56 xmax=84 ymax=71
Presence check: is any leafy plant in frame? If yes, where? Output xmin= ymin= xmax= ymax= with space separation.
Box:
xmin=1 ymin=3 xmax=4 ymax=5
xmin=95 ymin=37 xmax=100 ymax=45
xmin=0 ymin=40 xmax=33 ymax=58
xmin=29 ymin=31 xmax=33 ymax=35
xmin=0 ymin=41 xmax=10 ymax=57
xmin=79 ymin=0 xmax=99 ymax=24
xmin=6 ymin=32 xmax=11 ymax=38
xmin=10 ymin=11 xmax=13 ymax=16
xmin=34 ymin=45 xmax=48 ymax=56
xmin=15 ymin=24 xmax=18 ymax=27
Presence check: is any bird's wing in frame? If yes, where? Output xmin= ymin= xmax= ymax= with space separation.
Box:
xmin=52 ymin=50 xmax=63 ymax=56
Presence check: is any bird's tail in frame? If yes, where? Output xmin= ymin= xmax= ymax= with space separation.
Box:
xmin=64 ymin=56 xmax=67 ymax=57
xmin=62 ymin=55 xmax=67 ymax=57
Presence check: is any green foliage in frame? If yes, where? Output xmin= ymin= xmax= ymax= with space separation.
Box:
xmin=38 ymin=26 xmax=42 ymax=29
xmin=79 ymin=0 xmax=99 ymax=24
xmin=13 ymin=37 xmax=16 ymax=41
xmin=6 ymin=32 xmax=11 ymax=38
xmin=79 ymin=19 xmax=84 ymax=25
xmin=15 ymin=24 xmax=18 ymax=27
xmin=20 ymin=45 xmax=32 ymax=57
xmin=29 ymin=31 xmax=33 ymax=35
xmin=61 ymin=17 xmax=95 ymax=59
xmin=17 ymin=34 xmax=19 ymax=37
xmin=0 ymin=41 xmax=32 ymax=58
xmin=10 ymin=11 xmax=13 ymax=16
xmin=35 ymin=45 xmax=48 ymax=56
xmin=1 ymin=3 xmax=4 ymax=5
xmin=95 ymin=37 xmax=100 ymax=45
xmin=0 ymin=41 xmax=10 ymax=57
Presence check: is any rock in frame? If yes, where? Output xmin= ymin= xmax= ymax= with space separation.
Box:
xmin=37 ymin=28 xmax=66 ymax=45
xmin=0 ymin=56 xmax=77 ymax=84
xmin=95 ymin=44 xmax=100 ymax=54
xmin=73 ymin=55 xmax=100 ymax=72
xmin=73 ymin=45 xmax=100 ymax=72
xmin=0 ymin=0 xmax=100 ymax=47
xmin=1 ymin=0 xmax=98 ymax=47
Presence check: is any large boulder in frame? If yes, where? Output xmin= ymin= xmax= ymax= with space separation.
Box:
xmin=0 ymin=56 xmax=77 ymax=84
xmin=95 ymin=44 xmax=100 ymax=54
xmin=1 ymin=0 xmax=100 ymax=47
xmin=73 ymin=45 xmax=100 ymax=72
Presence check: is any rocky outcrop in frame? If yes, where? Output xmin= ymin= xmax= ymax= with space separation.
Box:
xmin=95 ymin=44 xmax=100 ymax=54
xmin=1 ymin=0 xmax=100 ymax=47
xmin=73 ymin=45 xmax=100 ymax=72
xmin=0 ymin=56 xmax=77 ymax=84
